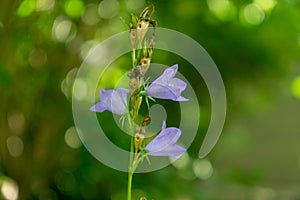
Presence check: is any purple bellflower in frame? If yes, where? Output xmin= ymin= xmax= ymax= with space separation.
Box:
xmin=90 ymin=88 xmax=129 ymax=115
xmin=145 ymin=121 xmax=186 ymax=159
xmin=146 ymin=64 xmax=188 ymax=101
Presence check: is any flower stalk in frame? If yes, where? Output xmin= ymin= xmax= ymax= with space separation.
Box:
xmin=127 ymin=171 xmax=133 ymax=200
xmin=90 ymin=5 xmax=188 ymax=200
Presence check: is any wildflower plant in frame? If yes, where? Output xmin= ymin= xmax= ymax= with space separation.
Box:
xmin=90 ymin=5 xmax=189 ymax=200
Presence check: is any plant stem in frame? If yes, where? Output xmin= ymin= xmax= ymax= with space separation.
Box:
xmin=132 ymin=49 xmax=136 ymax=67
xmin=127 ymin=172 xmax=133 ymax=200
xmin=128 ymin=133 xmax=134 ymax=200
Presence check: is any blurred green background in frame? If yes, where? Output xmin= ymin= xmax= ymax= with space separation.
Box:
xmin=1 ymin=0 xmax=300 ymax=199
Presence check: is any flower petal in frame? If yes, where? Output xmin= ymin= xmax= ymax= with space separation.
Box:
xmin=90 ymin=88 xmax=129 ymax=115
xmin=176 ymin=96 xmax=189 ymax=101
xmin=100 ymin=90 xmax=113 ymax=107
xmin=90 ymin=102 xmax=107 ymax=112
xmin=145 ymin=123 xmax=181 ymax=152
xmin=169 ymin=78 xmax=187 ymax=93
xmin=151 ymin=64 xmax=178 ymax=84
xmin=146 ymin=83 xmax=188 ymax=101
xmin=146 ymin=64 xmax=188 ymax=102
xmin=111 ymin=88 xmax=129 ymax=115
xmin=148 ymin=144 xmax=186 ymax=159
xmin=161 ymin=121 xmax=166 ymax=129
xmin=146 ymin=83 xmax=178 ymax=101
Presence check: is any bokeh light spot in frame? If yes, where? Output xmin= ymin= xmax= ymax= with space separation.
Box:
xmin=171 ymin=153 xmax=196 ymax=180
xmin=61 ymin=68 xmax=78 ymax=101
xmin=80 ymin=40 xmax=97 ymax=60
xmin=252 ymin=187 xmax=276 ymax=199
xmin=254 ymin=0 xmax=277 ymax=12
xmin=241 ymin=3 xmax=265 ymax=26
xmin=0 ymin=177 xmax=19 ymax=200
xmin=98 ymin=0 xmax=120 ymax=19
xmin=82 ymin=4 xmax=100 ymax=26
xmin=64 ymin=0 xmax=85 ymax=19
xmin=291 ymin=76 xmax=300 ymax=99
xmin=64 ymin=126 xmax=82 ymax=149
xmin=7 ymin=112 xmax=25 ymax=134
xmin=6 ymin=136 xmax=24 ymax=157
xmin=171 ymin=152 xmax=190 ymax=170
xmin=73 ymin=78 xmax=88 ymax=101
xmin=192 ymin=159 xmax=213 ymax=180
xmin=17 ymin=0 xmax=36 ymax=17
xmin=80 ymin=40 xmax=98 ymax=60
xmin=207 ymin=0 xmax=236 ymax=21
xmin=29 ymin=48 xmax=47 ymax=68
xmin=36 ymin=0 xmax=55 ymax=11
xmin=125 ymin=0 xmax=145 ymax=12
xmin=52 ymin=16 xmax=77 ymax=42
xmin=54 ymin=171 xmax=77 ymax=194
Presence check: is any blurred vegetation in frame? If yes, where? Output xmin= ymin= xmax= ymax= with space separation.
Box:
xmin=1 ymin=0 xmax=300 ymax=199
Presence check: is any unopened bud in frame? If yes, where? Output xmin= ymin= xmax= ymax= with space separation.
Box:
xmin=129 ymin=66 xmax=143 ymax=94
xmin=134 ymin=125 xmax=145 ymax=153
xmin=129 ymin=77 xmax=140 ymax=94
xmin=137 ymin=20 xmax=149 ymax=42
xmin=141 ymin=115 xmax=151 ymax=127
xmin=140 ymin=57 xmax=151 ymax=76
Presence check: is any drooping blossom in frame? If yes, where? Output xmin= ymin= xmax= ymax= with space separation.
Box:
xmin=145 ymin=121 xmax=186 ymax=159
xmin=146 ymin=64 xmax=188 ymax=101
xmin=90 ymin=88 xmax=129 ymax=115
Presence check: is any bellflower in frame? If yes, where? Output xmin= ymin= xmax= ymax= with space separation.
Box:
xmin=90 ymin=88 xmax=129 ymax=115
xmin=146 ymin=64 xmax=188 ymax=101
xmin=145 ymin=121 xmax=186 ymax=159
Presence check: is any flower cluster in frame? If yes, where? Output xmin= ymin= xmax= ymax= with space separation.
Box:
xmin=91 ymin=64 xmax=188 ymax=158
xmin=90 ymin=5 xmax=189 ymax=200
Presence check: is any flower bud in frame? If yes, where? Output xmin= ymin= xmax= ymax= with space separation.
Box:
xmin=141 ymin=114 xmax=151 ymax=127
xmin=129 ymin=66 xmax=143 ymax=94
xmin=136 ymin=4 xmax=154 ymax=42
xmin=129 ymin=77 xmax=140 ymax=94
xmin=139 ymin=57 xmax=151 ymax=77
xmin=134 ymin=125 xmax=146 ymax=153
xmin=137 ymin=20 xmax=149 ymax=42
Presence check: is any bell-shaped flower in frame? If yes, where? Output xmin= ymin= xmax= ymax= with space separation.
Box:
xmin=90 ymin=88 xmax=129 ymax=115
xmin=145 ymin=121 xmax=186 ymax=159
xmin=146 ymin=64 xmax=188 ymax=101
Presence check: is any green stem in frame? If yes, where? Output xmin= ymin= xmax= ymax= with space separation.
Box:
xmin=127 ymin=172 xmax=133 ymax=200
xmin=128 ymin=120 xmax=134 ymax=200
xmin=136 ymin=41 xmax=142 ymax=63
xmin=129 ymin=136 xmax=134 ymax=169
xmin=132 ymin=49 xmax=136 ymax=67
xmin=130 ymin=153 xmax=149 ymax=174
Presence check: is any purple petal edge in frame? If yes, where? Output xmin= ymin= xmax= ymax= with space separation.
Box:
xmin=148 ymin=144 xmax=186 ymax=159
